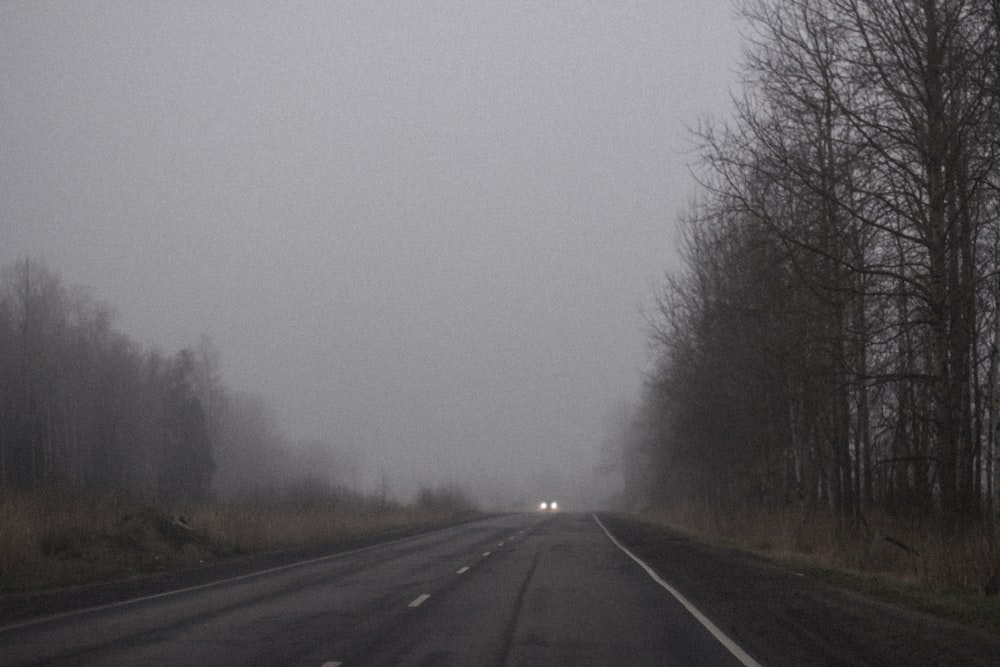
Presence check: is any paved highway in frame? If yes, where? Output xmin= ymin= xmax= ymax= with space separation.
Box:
xmin=1 ymin=513 xmax=753 ymax=666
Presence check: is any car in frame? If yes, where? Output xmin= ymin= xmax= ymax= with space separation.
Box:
xmin=539 ymin=500 xmax=559 ymax=511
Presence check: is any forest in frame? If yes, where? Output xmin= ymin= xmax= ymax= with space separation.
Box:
xmin=617 ymin=0 xmax=1000 ymax=532
xmin=0 ymin=257 xmax=355 ymax=503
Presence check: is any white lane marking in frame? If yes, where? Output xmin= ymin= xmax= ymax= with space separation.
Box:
xmin=321 ymin=662 xmax=342 ymax=667
xmin=482 ymin=551 xmax=491 ymax=557
xmin=0 ymin=520 xmax=472 ymax=634
xmin=593 ymin=514 xmax=762 ymax=667
xmin=408 ymin=593 xmax=431 ymax=608
xmin=498 ymin=542 xmax=505 ymax=546
xmin=457 ymin=566 xmax=470 ymax=574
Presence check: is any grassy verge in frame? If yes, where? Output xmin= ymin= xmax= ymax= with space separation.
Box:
xmin=636 ymin=504 xmax=1000 ymax=636
xmin=761 ymin=555 xmax=1000 ymax=635
xmin=0 ymin=487 xmax=474 ymax=594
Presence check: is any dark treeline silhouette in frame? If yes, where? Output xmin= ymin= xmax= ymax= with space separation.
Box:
xmin=618 ymin=0 xmax=1000 ymax=522
xmin=0 ymin=257 xmax=349 ymax=503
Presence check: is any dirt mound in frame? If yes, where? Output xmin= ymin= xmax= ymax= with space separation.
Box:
xmin=41 ymin=507 xmax=224 ymax=575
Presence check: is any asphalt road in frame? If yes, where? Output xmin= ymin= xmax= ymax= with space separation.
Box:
xmin=1 ymin=513 xmax=751 ymax=666
xmin=7 ymin=512 xmax=1000 ymax=666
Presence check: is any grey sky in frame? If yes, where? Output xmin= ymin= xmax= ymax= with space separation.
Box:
xmin=1 ymin=1 xmax=740 ymax=507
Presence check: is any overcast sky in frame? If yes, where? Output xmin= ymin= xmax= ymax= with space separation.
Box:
xmin=1 ymin=1 xmax=740 ymax=508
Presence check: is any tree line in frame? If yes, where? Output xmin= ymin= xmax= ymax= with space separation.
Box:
xmin=0 ymin=257 xmax=353 ymax=503
xmin=617 ymin=0 xmax=1000 ymax=521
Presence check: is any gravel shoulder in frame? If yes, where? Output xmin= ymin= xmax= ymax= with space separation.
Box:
xmin=598 ymin=513 xmax=1000 ymax=667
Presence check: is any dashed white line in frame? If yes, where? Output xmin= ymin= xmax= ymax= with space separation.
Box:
xmin=320 ymin=662 xmax=342 ymax=667
xmin=408 ymin=593 xmax=431 ymax=608
xmin=482 ymin=551 xmax=491 ymax=557
xmin=498 ymin=542 xmax=505 ymax=546
xmin=0 ymin=525 xmax=442 ymax=634
xmin=457 ymin=566 xmax=470 ymax=574
xmin=592 ymin=514 xmax=762 ymax=667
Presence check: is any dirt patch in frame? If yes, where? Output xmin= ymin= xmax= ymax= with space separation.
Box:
xmin=107 ymin=508 xmax=229 ymax=568
xmin=14 ymin=507 xmax=234 ymax=594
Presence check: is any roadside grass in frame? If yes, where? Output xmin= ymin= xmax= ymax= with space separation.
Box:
xmin=191 ymin=498 xmax=472 ymax=555
xmin=786 ymin=561 xmax=1000 ymax=635
xmin=638 ymin=503 xmax=1000 ymax=636
xmin=0 ymin=486 xmax=473 ymax=594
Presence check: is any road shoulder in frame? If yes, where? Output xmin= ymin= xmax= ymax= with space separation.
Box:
xmin=0 ymin=514 xmax=488 ymax=627
xmin=597 ymin=513 xmax=1000 ymax=667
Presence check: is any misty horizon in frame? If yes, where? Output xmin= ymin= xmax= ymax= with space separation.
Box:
xmin=2 ymin=2 xmax=740 ymax=509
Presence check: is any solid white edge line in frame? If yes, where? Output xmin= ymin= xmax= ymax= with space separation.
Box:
xmin=592 ymin=514 xmax=762 ymax=667
xmin=408 ymin=593 xmax=431 ymax=608
xmin=0 ymin=524 xmax=451 ymax=634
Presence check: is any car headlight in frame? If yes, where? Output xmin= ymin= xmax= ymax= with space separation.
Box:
xmin=539 ymin=502 xmax=548 ymax=510
xmin=550 ymin=501 xmax=558 ymax=510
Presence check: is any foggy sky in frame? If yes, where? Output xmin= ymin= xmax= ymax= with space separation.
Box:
xmin=1 ymin=1 xmax=740 ymax=508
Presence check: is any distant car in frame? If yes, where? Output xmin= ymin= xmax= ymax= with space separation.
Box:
xmin=539 ymin=501 xmax=559 ymax=512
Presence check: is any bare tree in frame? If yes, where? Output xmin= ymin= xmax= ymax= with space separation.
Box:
xmin=624 ymin=0 xmax=1000 ymax=525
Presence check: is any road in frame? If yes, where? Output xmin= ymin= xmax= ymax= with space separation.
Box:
xmin=5 ymin=512 xmax=1000 ymax=666
xmin=1 ymin=513 xmax=750 ymax=666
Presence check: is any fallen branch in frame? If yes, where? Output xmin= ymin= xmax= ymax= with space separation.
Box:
xmin=885 ymin=535 xmax=920 ymax=556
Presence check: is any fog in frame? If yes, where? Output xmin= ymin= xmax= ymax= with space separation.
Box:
xmin=1 ymin=2 xmax=739 ymax=509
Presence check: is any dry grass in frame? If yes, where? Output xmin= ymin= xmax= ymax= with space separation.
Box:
xmin=639 ymin=503 xmax=1000 ymax=633
xmin=0 ymin=487 xmax=471 ymax=594
xmin=0 ymin=487 xmax=159 ymax=592
xmin=641 ymin=502 xmax=1000 ymax=594
xmin=192 ymin=500 xmax=464 ymax=553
